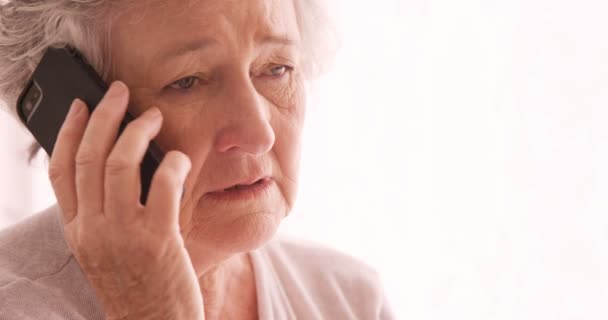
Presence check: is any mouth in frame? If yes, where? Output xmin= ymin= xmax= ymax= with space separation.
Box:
xmin=205 ymin=177 xmax=273 ymax=201
xmin=219 ymin=178 xmax=268 ymax=192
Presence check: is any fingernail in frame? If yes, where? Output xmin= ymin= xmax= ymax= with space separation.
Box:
xmin=108 ymin=81 xmax=127 ymax=97
xmin=142 ymin=107 xmax=161 ymax=120
xmin=65 ymin=99 xmax=84 ymax=122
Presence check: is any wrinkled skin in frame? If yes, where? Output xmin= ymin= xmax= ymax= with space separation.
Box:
xmin=49 ymin=0 xmax=306 ymax=318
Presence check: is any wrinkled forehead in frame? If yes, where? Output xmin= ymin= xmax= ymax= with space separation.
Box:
xmin=109 ymin=0 xmax=301 ymax=56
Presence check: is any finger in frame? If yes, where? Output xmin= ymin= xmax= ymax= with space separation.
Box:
xmin=144 ymin=151 xmax=191 ymax=231
xmin=104 ymin=107 xmax=163 ymax=221
xmin=75 ymin=81 xmax=129 ymax=217
xmin=49 ymin=99 xmax=89 ymax=224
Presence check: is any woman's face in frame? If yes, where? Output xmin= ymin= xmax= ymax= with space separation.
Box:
xmin=109 ymin=0 xmax=305 ymax=254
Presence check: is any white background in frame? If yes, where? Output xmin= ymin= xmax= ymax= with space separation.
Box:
xmin=2 ymin=0 xmax=608 ymax=318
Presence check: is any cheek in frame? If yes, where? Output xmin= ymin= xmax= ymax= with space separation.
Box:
xmin=128 ymin=86 xmax=213 ymax=146
xmin=128 ymin=91 xmax=204 ymax=152
xmin=270 ymin=78 xmax=306 ymax=191
xmin=156 ymin=107 xmax=215 ymax=181
xmin=128 ymin=91 xmax=215 ymax=189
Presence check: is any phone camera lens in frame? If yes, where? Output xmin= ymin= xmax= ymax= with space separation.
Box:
xmin=24 ymin=100 xmax=33 ymax=113
xmin=21 ymin=81 xmax=43 ymax=121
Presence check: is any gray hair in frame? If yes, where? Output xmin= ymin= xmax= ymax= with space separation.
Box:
xmin=0 ymin=0 xmax=337 ymax=159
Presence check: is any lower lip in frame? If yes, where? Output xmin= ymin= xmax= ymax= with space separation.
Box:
xmin=205 ymin=178 xmax=273 ymax=202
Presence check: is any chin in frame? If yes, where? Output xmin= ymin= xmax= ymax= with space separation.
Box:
xmin=222 ymin=210 xmax=284 ymax=252
xmin=183 ymin=208 xmax=285 ymax=272
xmin=182 ymin=184 xmax=289 ymax=256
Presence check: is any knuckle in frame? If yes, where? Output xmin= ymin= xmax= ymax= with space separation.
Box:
xmin=48 ymin=163 xmax=66 ymax=183
xmin=105 ymin=155 xmax=135 ymax=177
xmin=75 ymin=147 xmax=99 ymax=167
xmin=65 ymin=228 xmax=86 ymax=252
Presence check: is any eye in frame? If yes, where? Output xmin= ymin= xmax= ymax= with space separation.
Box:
xmin=169 ymin=76 xmax=200 ymax=90
xmin=263 ymin=65 xmax=293 ymax=77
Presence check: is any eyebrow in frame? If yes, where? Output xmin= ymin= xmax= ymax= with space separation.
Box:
xmin=257 ymin=34 xmax=298 ymax=47
xmin=155 ymin=34 xmax=298 ymax=61
xmin=155 ymin=39 xmax=219 ymax=62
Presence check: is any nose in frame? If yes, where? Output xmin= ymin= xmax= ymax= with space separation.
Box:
xmin=213 ymin=76 xmax=275 ymax=156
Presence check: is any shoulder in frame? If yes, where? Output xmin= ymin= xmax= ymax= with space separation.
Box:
xmin=0 ymin=204 xmax=103 ymax=319
xmin=255 ymin=235 xmax=394 ymax=319
xmin=0 ymin=204 xmax=72 ymax=283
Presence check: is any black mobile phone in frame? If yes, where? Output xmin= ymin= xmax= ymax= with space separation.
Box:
xmin=16 ymin=45 xmax=163 ymax=204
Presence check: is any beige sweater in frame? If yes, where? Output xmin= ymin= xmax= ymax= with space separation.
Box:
xmin=0 ymin=204 xmax=395 ymax=319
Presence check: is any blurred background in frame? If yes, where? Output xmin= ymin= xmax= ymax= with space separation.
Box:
xmin=2 ymin=0 xmax=608 ymax=318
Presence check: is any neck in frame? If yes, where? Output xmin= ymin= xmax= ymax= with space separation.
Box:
xmin=197 ymin=253 xmax=258 ymax=320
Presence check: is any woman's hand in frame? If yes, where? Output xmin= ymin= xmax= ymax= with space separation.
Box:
xmin=48 ymin=81 xmax=204 ymax=320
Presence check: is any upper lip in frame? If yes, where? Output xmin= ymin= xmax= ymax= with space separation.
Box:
xmin=209 ymin=175 xmax=270 ymax=193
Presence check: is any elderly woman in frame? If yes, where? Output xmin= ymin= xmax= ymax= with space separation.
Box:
xmin=0 ymin=0 xmax=394 ymax=319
